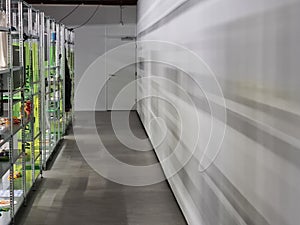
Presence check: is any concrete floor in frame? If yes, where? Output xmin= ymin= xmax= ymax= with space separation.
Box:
xmin=15 ymin=111 xmax=186 ymax=225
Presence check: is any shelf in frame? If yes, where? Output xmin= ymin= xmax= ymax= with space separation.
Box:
xmin=1 ymin=89 xmax=24 ymax=96
xmin=32 ymin=92 xmax=40 ymax=97
xmin=0 ymin=66 xmax=23 ymax=75
xmin=49 ymin=81 xmax=61 ymax=85
xmin=0 ymin=99 xmax=22 ymax=106
xmin=11 ymin=31 xmax=20 ymax=36
xmin=29 ymin=35 xmax=39 ymax=40
xmin=0 ymin=124 xmax=22 ymax=146
xmin=18 ymin=132 xmax=41 ymax=143
xmin=31 ymin=81 xmax=41 ymax=85
xmin=0 ymin=27 xmax=10 ymax=32
xmin=48 ymin=66 xmax=60 ymax=69
xmin=23 ymin=32 xmax=40 ymax=40
xmin=12 ymin=66 xmax=23 ymax=72
xmin=0 ymin=211 xmax=11 ymax=225
xmin=0 ymin=68 xmax=10 ymax=75
xmin=0 ymin=190 xmax=23 ymax=199
xmin=0 ymin=119 xmax=32 ymax=148
xmin=0 ymin=150 xmax=23 ymax=178
xmin=48 ymin=108 xmax=59 ymax=113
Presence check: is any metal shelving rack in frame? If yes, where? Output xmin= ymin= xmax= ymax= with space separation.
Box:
xmin=0 ymin=0 xmax=27 ymax=224
xmin=0 ymin=0 xmax=74 ymax=224
xmin=20 ymin=1 xmax=42 ymax=193
xmin=41 ymin=18 xmax=74 ymax=169
xmin=41 ymin=17 xmax=61 ymax=168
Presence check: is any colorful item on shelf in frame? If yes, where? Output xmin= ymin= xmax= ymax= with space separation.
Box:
xmin=0 ymin=200 xmax=17 ymax=208
xmin=8 ymin=172 xmax=22 ymax=180
xmin=0 ymin=200 xmax=10 ymax=208
xmin=0 ymin=207 xmax=10 ymax=212
xmin=0 ymin=117 xmax=21 ymax=126
xmin=51 ymin=32 xmax=56 ymax=41
xmin=24 ymin=100 xmax=31 ymax=118
xmin=0 ymin=150 xmax=9 ymax=161
xmin=0 ymin=117 xmax=9 ymax=126
xmin=13 ymin=116 xmax=21 ymax=125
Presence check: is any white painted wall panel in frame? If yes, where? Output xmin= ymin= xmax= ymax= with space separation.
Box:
xmin=137 ymin=0 xmax=187 ymax=33
xmin=137 ymin=0 xmax=300 ymax=225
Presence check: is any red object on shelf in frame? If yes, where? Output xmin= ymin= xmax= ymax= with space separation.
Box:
xmin=24 ymin=100 xmax=31 ymax=118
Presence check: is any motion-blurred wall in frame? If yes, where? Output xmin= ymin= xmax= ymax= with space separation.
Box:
xmin=137 ymin=0 xmax=300 ymax=224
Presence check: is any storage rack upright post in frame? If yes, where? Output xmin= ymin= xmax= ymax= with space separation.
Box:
xmin=56 ymin=22 xmax=63 ymax=141
xmin=59 ymin=23 xmax=65 ymax=134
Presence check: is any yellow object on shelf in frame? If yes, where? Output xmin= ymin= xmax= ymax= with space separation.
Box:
xmin=8 ymin=172 xmax=22 ymax=180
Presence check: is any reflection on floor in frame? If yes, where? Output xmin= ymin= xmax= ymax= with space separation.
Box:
xmin=15 ymin=111 xmax=186 ymax=225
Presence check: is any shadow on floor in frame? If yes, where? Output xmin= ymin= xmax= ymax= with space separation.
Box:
xmin=14 ymin=111 xmax=187 ymax=225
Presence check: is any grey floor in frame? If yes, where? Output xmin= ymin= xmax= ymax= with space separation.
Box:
xmin=15 ymin=111 xmax=186 ymax=225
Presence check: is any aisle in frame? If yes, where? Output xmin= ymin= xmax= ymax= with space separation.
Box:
xmin=15 ymin=111 xmax=186 ymax=225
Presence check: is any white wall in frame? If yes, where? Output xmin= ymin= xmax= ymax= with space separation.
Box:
xmin=34 ymin=5 xmax=137 ymax=111
xmin=137 ymin=0 xmax=300 ymax=225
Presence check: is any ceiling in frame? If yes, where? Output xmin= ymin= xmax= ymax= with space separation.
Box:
xmin=27 ymin=0 xmax=138 ymax=5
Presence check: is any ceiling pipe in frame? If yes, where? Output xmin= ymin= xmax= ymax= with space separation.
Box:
xmin=26 ymin=0 xmax=137 ymax=5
